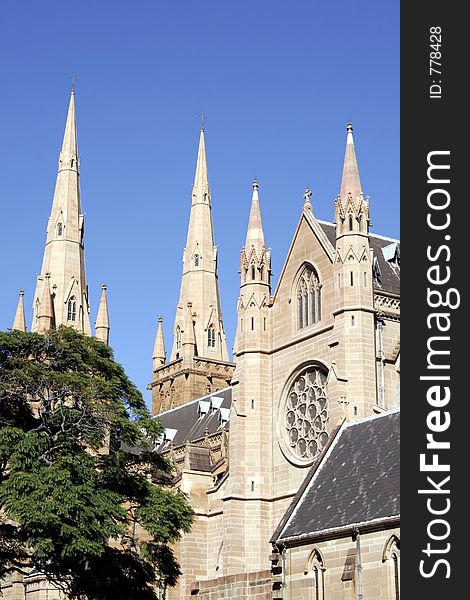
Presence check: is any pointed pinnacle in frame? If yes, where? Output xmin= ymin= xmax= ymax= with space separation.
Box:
xmin=245 ymin=179 xmax=266 ymax=252
xmin=153 ymin=316 xmax=166 ymax=364
xmin=340 ymin=122 xmax=362 ymax=200
xmin=37 ymin=274 xmax=54 ymax=333
xmin=95 ymin=284 xmax=110 ymax=344
xmin=12 ymin=290 xmax=27 ymax=332
xmin=95 ymin=284 xmax=109 ymax=328
xmin=183 ymin=302 xmax=196 ymax=346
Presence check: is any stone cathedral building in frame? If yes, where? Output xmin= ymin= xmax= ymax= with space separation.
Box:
xmin=151 ymin=122 xmax=400 ymax=599
xmin=2 ymin=90 xmax=400 ymax=600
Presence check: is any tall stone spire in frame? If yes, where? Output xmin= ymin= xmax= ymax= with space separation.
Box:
xmin=334 ymin=122 xmax=370 ymax=239
xmin=240 ymin=179 xmax=271 ymax=294
xmin=12 ymin=290 xmax=27 ymax=332
xmin=31 ymin=89 xmax=91 ymax=335
xmin=152 ymin=316 xmax=166 ymax=371
xmin=170 ymin=127 xmax=229 ymax=362
xmin=95 ymin=284 xmax=110 ymax=344
xmin=151 ymin=127 xmax=235 ymax=415
xmin=340 ymin=122 xmax=362 ymax=201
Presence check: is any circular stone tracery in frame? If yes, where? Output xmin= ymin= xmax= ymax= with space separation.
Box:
xmin=284 ymin=367 xmax=329 ymax=461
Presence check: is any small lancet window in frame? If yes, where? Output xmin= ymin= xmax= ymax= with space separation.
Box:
xmin=383 ymin=536 xmax=400 ymax=600
xmin=176 ymin=326 xmax=181 ymax=350
xmin=308 ymin=549 xmax=325 ymax=600
xmin=67 ymin=297 xmax=77 ymax=322
xmin=208 ymin=326 xmax=216 ymax=348
xmin=57 ymin=223 xmax=63 ymax=236
xmin=296 ymin=265 xmax=321 ymax=330
xmin=348 ymin=214 xmax=354 ymax=231
xmin=194 ymin=254 xmax=200 ymax=267
xmin=251 ymin=265 xmax=256 ymax=280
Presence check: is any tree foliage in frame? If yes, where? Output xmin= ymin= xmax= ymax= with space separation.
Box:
xmin=0 ymin=328 xmax=193 ymax=599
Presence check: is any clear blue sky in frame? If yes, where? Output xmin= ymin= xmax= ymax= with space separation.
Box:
xmin=0 ymin=1 xmax=399 ymax=410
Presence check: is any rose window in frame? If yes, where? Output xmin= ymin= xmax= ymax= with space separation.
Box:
xmin=284 ymin=367 xmax=329 ymax=461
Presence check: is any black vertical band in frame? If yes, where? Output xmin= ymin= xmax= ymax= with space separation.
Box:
xmin=401 ymin=3 xmax=465 ymax=597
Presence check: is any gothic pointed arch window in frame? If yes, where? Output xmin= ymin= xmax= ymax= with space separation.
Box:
xmin=57 ymin=223 xmax=63 ymax=236
xmin=296 ymin=265 xmax=322 ymax=330
xmin=194 ymin=254 xmax=200 ymax=267
xmin=308 ymin=549 xmax=325 ymax=600
xmin=348 ymin=214 xmax=354 ymax=231
xmin=251 ymin=264 xmax=256 ymax=280
xmin=67 ymin=297 xmax=77 ymax=322
xmin=383 ymin=535 xmax=400 ymax=600
xmin=208 ymin=325 xmax=216 ymax=348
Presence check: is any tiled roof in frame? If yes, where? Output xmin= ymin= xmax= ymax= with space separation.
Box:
xmin=186 ymin=444 xmax=213 ymax=472
xmin=274 ymin=410 xmax=400 ymax=544
xmin=154 ymin=387 xmax=232 ymax=451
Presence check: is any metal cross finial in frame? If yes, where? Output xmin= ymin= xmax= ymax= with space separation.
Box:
xmin=200 ymin=112 xmax=206 ymax=130
xmin=304 ymin=187 xmax=312 ymax=201
xmin=70 ymin=74 xmax=78 ymax=92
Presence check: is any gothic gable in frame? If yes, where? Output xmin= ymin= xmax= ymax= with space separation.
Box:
xmin=270 ymin=210 xmax=335 ymax=348
xmin=272 ymin=209 xmax=334 ymax=308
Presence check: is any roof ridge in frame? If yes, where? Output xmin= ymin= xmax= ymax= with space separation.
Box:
xmin=343 ymin=407 xmax=400 ymax=429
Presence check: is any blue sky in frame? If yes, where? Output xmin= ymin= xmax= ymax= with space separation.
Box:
xmin=0 ymin=1 xmax=399 ymax=409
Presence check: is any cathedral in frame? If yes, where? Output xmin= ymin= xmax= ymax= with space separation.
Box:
xmin=2 ymin=89 xmax=400 ymax=600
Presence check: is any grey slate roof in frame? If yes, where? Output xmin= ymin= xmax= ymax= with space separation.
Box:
xmin=186 ymin=444 xmax=213 ymax=472
xmin=318 ymin=221 xmax=400 ymax=295
xmin=274 ymin=410 xmax=400 ymax=544
xmin=154 ymin=387 xmax=232 ymax=451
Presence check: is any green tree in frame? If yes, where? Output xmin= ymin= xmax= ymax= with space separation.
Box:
xmin=0 ymin=327 xmax=193 ymax=599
